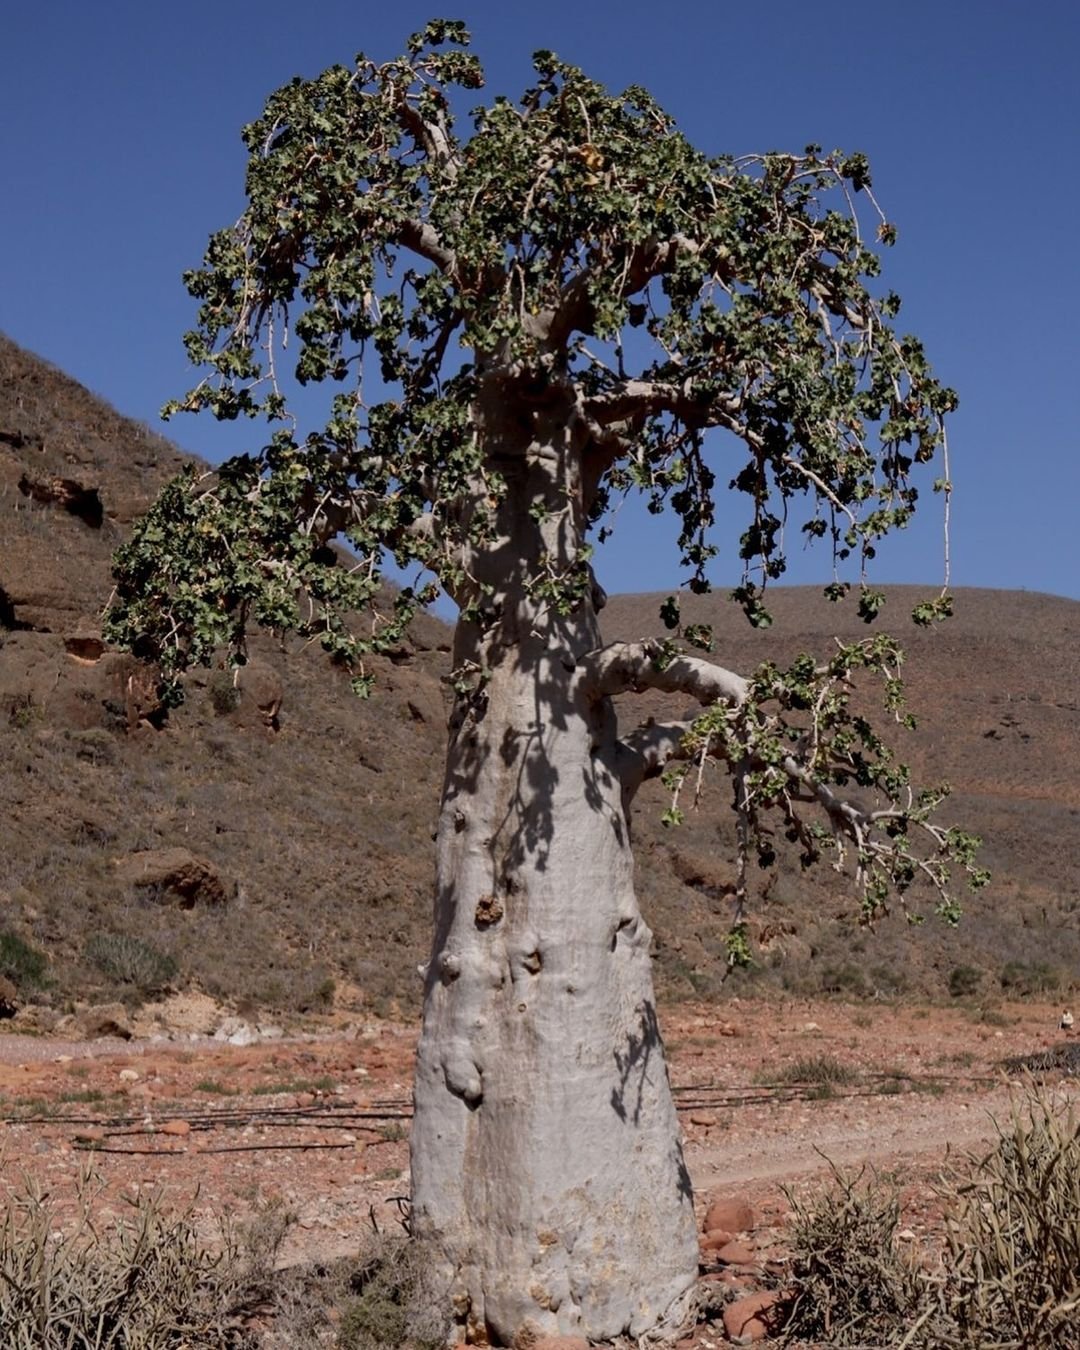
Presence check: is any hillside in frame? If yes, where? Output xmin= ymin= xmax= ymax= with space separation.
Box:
xmin=1 ymin=332 xmax=1077 ymax=1022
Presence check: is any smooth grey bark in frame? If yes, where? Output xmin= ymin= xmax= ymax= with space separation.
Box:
xmin=409 ymin=385 xmax=699 ymax=1344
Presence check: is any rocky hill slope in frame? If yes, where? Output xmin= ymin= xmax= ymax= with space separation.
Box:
xmin=1 ymin=333 xmax=1077 ymax=1022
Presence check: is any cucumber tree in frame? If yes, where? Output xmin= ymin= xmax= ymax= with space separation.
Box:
xmin=107 ymin=22 xmax=984 ymax=1343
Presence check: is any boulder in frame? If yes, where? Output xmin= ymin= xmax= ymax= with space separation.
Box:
xmin=115 ymin=848 xmax=234 ymax=908
xmin=702 ymin=1194 xmax=755 ymax=1235
xmin=234 ymin=660 xmax=283 ymax=731
xmin=722 ymin=1290 xmax=786 ymax=1344
xmin=713 ymin=1240 xmax=757 ymax=1268
xmin=75 ymin=1002 xmax=133 ymax=1040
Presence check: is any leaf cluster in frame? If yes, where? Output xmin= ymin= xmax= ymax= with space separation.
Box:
xmin=662 ymin=633 xmax=987 ymax=932
xmin=108 ymin=20 xmax=958 ymax=683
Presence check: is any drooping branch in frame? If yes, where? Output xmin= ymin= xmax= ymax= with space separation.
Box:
xmin=631 ymin=638 xmax=988 ymax=932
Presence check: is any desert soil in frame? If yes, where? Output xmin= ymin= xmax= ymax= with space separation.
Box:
xmin=1 ymin=998 xmax=1076 ymax=1343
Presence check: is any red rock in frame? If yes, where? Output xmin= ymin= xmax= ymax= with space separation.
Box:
xmin=530 ymin=1338 xmax=589 ymax=1350
xmin=159 ymin=1119 xmax=192 ymax=1137
xmin=714 ymin=1240 xmax=756 ymax=1267
xmin=700 ymin=1228 xmax=735 ymax=1251
xmin=703 ymin=1194 xmax=755 ymax=1234
xmin=723 ymin=1289 xmax=785 ymax=1343
xmin=295 ymin=1092 xmax=316 ymax=1108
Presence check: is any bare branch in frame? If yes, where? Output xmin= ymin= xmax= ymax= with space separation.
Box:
xmin=578 ymin=641 xmax=749 ymax=706
xmin=616 ymin=717 xmax=695 ymax=802
xmin=583 ymin=380 xmax=745 ymax=432
xmin=396 ymin=218 xmax=457 ymax=274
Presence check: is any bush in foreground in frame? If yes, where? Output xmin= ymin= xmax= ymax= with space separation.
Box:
xmin=778 ymin=1084 xmax=1080 ymax=1348
xmin=0 ymin=1172 xmax=286 ymax=1349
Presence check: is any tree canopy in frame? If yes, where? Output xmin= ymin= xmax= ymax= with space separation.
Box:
xmin=106 ymin=19 xmax=985 ymax=936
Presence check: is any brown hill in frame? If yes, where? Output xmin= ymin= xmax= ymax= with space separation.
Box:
xmin=1 ymin=333 xmax=1077 ymax=1023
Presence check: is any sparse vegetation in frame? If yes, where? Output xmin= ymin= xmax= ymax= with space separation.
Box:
xmin=195 ymin=1079 xmax=237 ymax=1096
xmin=778 ymin=1085 xmax=1080 ymax=1348
xmin=0 ymin=928 xmax=47 ymax=989
xmin=85 ymin=931 xmax=178 ymax=995
xmin=0 ymin=1172 xmax=287 ymax=1349
xmin=948 ymin=964 xmax=982 ymax=998
xmin=251 ymin=1075 xmax=337 ymax=1097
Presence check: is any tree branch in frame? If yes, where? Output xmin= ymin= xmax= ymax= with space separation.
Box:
xmin=397 ymin=103 xmax=460 ymax=182
xmin=578 ymin=641 xmax=749 ymax=706
xmin=616 ymin=717 xmax=695 ymax=802
xmin=396 ymin=218 xmax=457 ymax=275
xmin=582 ymin=380 xmax=747 ymax=435
xmin=550 ymin=233 xmax=712 ymax=345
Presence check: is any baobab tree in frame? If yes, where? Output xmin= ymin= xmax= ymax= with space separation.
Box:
xmin=106 ymin=22 xmax=985 ymax=1344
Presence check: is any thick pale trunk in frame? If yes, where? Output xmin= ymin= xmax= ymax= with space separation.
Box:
xmin=409 ymin=390 xmax=698 ymax=1342
xmin=410 ymin=634 xmax=698 ymax=1343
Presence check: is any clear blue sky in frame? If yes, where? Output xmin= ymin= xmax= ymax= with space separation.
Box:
xmin=4 ymin=1 xmax=1077 ymax=602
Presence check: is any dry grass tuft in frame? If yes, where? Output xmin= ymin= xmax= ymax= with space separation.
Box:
xmin=777 ymin=1084 xmax=1080 ymax=1348
xmin=780 ymin=1163 xmax=921 ymax=1345
xmin=0 ymin=1171 xmax=288 ymax=1348
xmin=929 ymin=1087 xmax=1080 ymax=1347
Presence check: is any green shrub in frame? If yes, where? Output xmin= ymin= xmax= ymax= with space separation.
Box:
xmin=820 ymin=962 xmax=868 ymax=997
xmin=773 ymin=1055 xmax=860 ymax=1088
xmin=207 ymin=675 xmax=241 ymax=716
xmin=1000 ymin=959 xmax=1061 ymax=996
xmin=0 ymin=929 xmax=47 ymax=989
xmin=337 ymin=1236 xmax=447 ymax=1350
xmin=85 ymin=932 xmax=178 ymax=994
xmin=948 ymin=964 xmax=982 ymax=998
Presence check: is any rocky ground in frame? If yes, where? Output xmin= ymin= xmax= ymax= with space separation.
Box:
xmin=1 ymin=997 xmax=1077 ymax=1346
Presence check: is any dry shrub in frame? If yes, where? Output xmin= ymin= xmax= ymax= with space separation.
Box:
xmin=0 ymin=1171 xmax=288 ymax=1348
xmin=85 ymin=931 xmax=178 ymax=994
xmin=780 ymin=1162 xmax=921 ymax=1345
xmin=779 ymin=1085 xmax=1080 ymax=1348
xmin=930 ymin=1087 xmax=1080 ymax=1348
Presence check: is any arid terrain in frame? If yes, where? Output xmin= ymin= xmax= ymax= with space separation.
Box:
xmin=1 ymin=998 xmax=1077 ymax=1346
xmin=2 ymin=331 xmax=1078 ymax=1028
xmin=1 ymin=333 xmax=1079 ymax=1342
